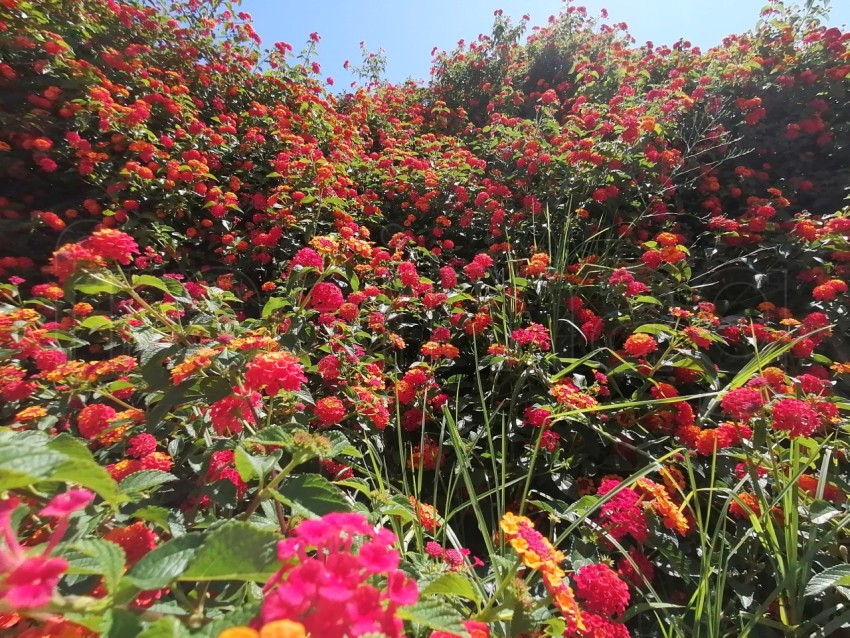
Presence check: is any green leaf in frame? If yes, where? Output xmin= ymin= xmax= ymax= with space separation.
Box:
xmin=137 ymin=616 xmax=191 ymax=638
xmin=0 ymin=446 xmax=67 ymax=490
xmin=421 ymin=571 xmax=482 ymax=603
xmin=273 ymin=473 xmax=350 ymax=518
xmin=104 ymin=608 xmax=142 ymax=638
xmin=261 ymin=296 xmax=288 ymax=319
xmin=120 ymin=471 xmax=179 ymax=495
xmin=180 ymin=521 xmax=279 ymax=582
xmin=806 ymin=565 xmax=850 ymax=597
xmin=632 ymin=295 xmax=662 ymax=305
xmin=193 ymin=602 xmax=262 ymax=638
xmin=0 ymin=432 xmax=120 ymax=502
xmin=323 ymin=430 xmax=361 ymax=459
xmin=234 ymin=446 xmax=258 ymax=482
xmin=132 ymin=506 xmax=172 ymax=530
xmin=69 ymin=539 xmax=126 ymax=594
xmin=80 ymin=315 xmax=114 ymax=331
xmin=132 ymin=275 xmax=186 ymax=300
xmin=247 ymin=425 xmax=295 ymax=446
xmin=127 ymin=533 xmax=204 ymax=590
xmin=74 ymin=280 xmax=122 ymax=295
xmin=633 ymin=323 xmax=677 ymax=337
xmin=396 ymin=597 xmax=466 ymax=634
xmin=46 ymin=434 xmax=122 ymax=504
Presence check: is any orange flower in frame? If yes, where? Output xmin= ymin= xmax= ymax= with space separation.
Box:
xmin=14 ymin=406 xmax=47 ymax=422
xmin=729 ymin=492 xmax=762 ymax=520
xmin=171 ymin=348 xmax=217 ymax=385
xmin=637 ymin=478 xmax=690 ymax=535
xmin=500 ymin=513 xmax=583 ymax=630
xmin=410 ymin=496 xmax=440 ymax=532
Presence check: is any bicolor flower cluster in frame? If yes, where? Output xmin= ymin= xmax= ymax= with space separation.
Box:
xmin=499 ymin=513 xmax=584 ymax=631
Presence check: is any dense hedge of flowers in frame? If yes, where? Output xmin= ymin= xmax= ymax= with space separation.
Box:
xmin=1 ymin=0 xmax=849 ymax=636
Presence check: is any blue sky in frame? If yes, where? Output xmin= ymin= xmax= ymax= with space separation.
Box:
xmin=238 ymin=1 xmax=850 ymax=86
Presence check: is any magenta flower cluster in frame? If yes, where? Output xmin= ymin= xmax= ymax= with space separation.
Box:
xmin=258 ymin=512 xmax=418 ymax=637
xmin=1 ymin=489 xmax=93 ymax=609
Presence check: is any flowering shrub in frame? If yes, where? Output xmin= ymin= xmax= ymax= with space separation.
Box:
xmin=1 ymin=0 xmax=849 ymax=636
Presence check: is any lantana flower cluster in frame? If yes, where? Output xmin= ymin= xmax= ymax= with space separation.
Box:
xmin=228 ymin=513 xmax=418 ymax=638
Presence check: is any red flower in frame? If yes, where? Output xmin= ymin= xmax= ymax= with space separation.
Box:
xmin=103 ymin=522 xmax=157 ymax=566
xmin=617 ymin=549 xmax=655 ymax=588
xmin=309 ymin=282 xmax=344 ymax=313
xmin=314 ymin=396 xmax=346 ymax=426
xmin=720 ymin=387 xmax=765 ymax=420
xmin=48 ymin=243 xmax=105 ymax=282
xmin=209 ymin=391 xmax=260 ymax=435
xmin=430 ymin=620 xmax=490 ymax=638
xmin=567 ymin=612 xmax=630 ymax=638
xmin=245 ymin=351 xmax=307 ymax=396
xmin=812 ymin=279 xmax=848 ymax=301
xmin=771 ymin=398 xmax=820 ymax=438
xmin=127 ymin=433 xmax=157 ymax=458
xmin=84 ymin=229 xmax=140 ymax=265
xmin=291 ymin=247 xmax=323 ymax=269
xmin=77 ymin=404 xmax=117 ymax=439
xmin=439 ymin=266 xmax=457 ymax=289
xmin=511 ymin=323 xmax=550 ymax=350
xmin=623 ymin=333 xmax=657 ymax=357
xmin=574 ymin=563 xmax=630 ymax=616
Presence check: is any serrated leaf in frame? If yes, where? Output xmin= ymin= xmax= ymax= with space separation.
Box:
xmin=127 ymin=533 xmax=204 ymax=590
xmin=247 ymin=425 xmax=294 ymax=446
xmin=396 ymin=597 xmax=466 ymax=634
xmin=120 ymin=471 xmax=179 ymax=495
xmin=273 ymin=473 xmax=350 ymax=518
xmin=323 ymin=430 xmax=362 ymax=459
xmin=0 ymin=447 xmax=67 ymax=490
xmin=180 ymin=521 xmax=279 ymax=582
xmin=421 ymin=571 xmax=482 ymax=603
xmin=69 ymin=539 xmax=126 ymax=594
xmin=806 ymin=565 xmax=850 ymax=597
xmin=133 ymin=506 xmax=172 ymax=530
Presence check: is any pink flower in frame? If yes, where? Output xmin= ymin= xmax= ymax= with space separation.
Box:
xmin=291 ymin=247 xmax=324 ymax=270
xmin=1 ymin=555 xmax=68 ymax=609
xmin=40 ymin=489 xmax=94 ymax=518
xmin=260 ymin=512 xmax=417 ymax=638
